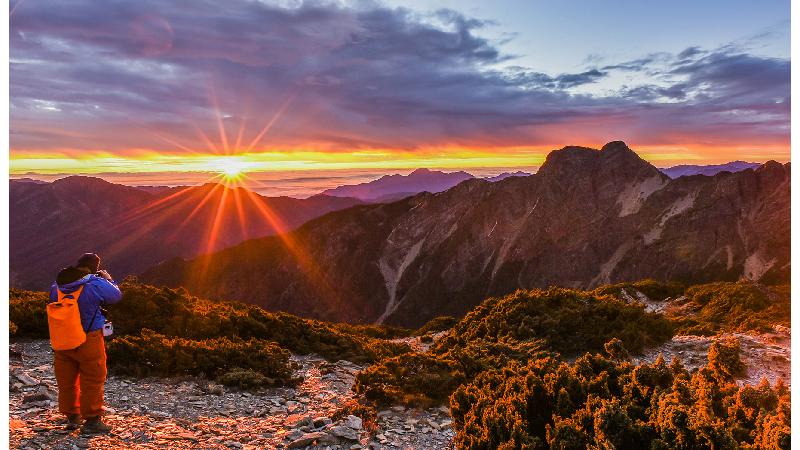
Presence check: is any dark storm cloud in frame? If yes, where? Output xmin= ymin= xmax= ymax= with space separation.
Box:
xmin=9 ymin=0 xmax=790 ymax=152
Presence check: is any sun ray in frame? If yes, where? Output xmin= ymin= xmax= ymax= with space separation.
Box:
xmin=167 ymin=179 xmax=226 ymax=241
xmin=193 ymin=124 xmax=222 ymax=155
xmin=245 ymin=94 xmax=295 ymax=153
xmin=203 ymin=181 xmax=230 ymax=255
xmin=231 ymin=184 xmax=250 ymax=240
xmin=208 ymin=88 xmax=231 ymax=155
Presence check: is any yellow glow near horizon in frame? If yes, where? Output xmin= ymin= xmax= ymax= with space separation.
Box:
xmin=8 ymin=147 xmax=551 ymax=175
xmin=8 ymin=143 xmax=790 ymax=176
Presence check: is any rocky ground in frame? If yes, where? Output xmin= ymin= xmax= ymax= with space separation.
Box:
xmin=9 ymin=340 xmax=455 ymax=450
xmin=10 ymin=320 xmax=790 ymax=449
xmin=616 ymin=288 xmax=792 ymax=388
xmin=639 ymin=325 xmax=791 ymax=387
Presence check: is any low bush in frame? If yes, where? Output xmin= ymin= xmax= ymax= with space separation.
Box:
xmin=592 ymin=279 xmax=686 ymax=302
xmin=673 ymin=282 xmax=790 ymax=334
xmin=433 ymin=287 xmax=674 ymax=356
xmin=9 ymin=282 xmax=412 ymax=363
xmin=414 ymin=316 xmax=458 ymax=336
xmin=332 ymin=399 xmax=379 ymax=433
xmin=355 ymin=287 xmax=675 ymax=409
xmin=706 ymin=338 xmax=746 ymax=381
xmin=449 ymin=340 xmax=790 ymax=450
xmin=354 ymin=352 xmax=465 ymax=407
xmin=9 ymin=289 xmax=48 ymax=338
xmin=107 ymin=329 xmax=299 ymax=387
xmin=217 ymin=368 xmax=278 ymax=390
xmin=335 ymin=323 xmax=413 ymax=340
xmin=110 ymin=282 xmax=412 ymax=363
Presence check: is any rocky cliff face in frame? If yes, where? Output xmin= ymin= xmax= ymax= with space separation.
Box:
xmin=141 ymin=142 xmax=790 ymax=327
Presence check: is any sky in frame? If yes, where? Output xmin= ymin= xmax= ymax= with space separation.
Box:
xmin=9 ymin=0 xmax=791 ymax=196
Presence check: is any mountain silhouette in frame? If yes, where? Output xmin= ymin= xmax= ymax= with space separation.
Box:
xmin=660 ymin=161 xmax=762 ymax=179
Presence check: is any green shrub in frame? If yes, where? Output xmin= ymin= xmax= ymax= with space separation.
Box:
xmin=9 ymin=289 xmax=48 ymax=338
xmin=593 ymin=279 xmax=686 ymax=302
xmin=705 ymin=338 xmax=746 ymax=382
xmin=415 ymin=316 xmax=458 ymax=336
xmin=335 ymin=323 xmax=413 ymax=339
xmin=107 ymin=329 xmax=299 ymax=386
xmin=217 ymin=368 xmax=277 ymax=390
xmin=332 ymin=399 xmax=379 ymax=433
xmin=354 ymin=352 xmax=465 ymax=407
xmin=106 ymin=282 xmax=411 ymax=363
xmin=355 ymin=287 xmax=674 ymax=409
xmin=432 ymin=287 xmax=674 ymax=356
xmin=673 ymin=282 xmax=790 ymax=333
xmin=450 ymin=341 xmax=790 ymax=450
xmin=9 ymin=283 xmax=411 ymax=363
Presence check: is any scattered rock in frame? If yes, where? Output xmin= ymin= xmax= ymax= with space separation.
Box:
xmin=9 ymin=340 xmax=454 ymax=449
xmin=288 ymin=431 xmax=326 ymax=448
xmin=14 ymin=372 xmax=39 ymax=386
xmin=344 ymin=414 xmax=363 ymax=430
xmin=330 ymin=425 xmax=359 ymax=441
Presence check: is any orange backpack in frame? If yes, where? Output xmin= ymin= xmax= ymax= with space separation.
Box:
xmin=47 ymin=285 xmax=87 ymax=350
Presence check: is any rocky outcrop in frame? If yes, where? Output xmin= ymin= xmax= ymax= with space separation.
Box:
xmin=142 ymin=142 xmax=790 ymax=327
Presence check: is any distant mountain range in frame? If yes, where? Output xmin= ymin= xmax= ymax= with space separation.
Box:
xmin=321 ymin=168 xmax=530 ymax=202
xmin=660 ymin=161 xmax=762 ymax=179
xmin=141 ymin=142 xmax=789 ymax=327
xmin=9 ymin=176 xmax=360 ymax=289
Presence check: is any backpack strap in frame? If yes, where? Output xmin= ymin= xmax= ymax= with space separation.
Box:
xmin=56 ymin=285 xmax=97 ymax=332
xmin=56 ymin=285 xmax=85 ymax=304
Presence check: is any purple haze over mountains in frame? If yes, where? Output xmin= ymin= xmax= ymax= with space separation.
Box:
xmin=660 ymin=161 xmax=761 ymax=179
xmin=321 ymin=168 xmax=531 ymax=201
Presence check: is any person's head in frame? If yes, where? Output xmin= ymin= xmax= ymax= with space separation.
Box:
xmin=76 ymin=253 xmax=101 ymax=273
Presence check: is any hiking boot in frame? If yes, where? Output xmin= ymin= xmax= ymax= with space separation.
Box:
xmin=64 ymin=414 xmax=82 ymax=430
xmin=81 ymin=417 xmax=111 ymax=435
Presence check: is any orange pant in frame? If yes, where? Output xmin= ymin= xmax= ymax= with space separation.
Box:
xmin=53 ymin=330 xmax=107 ymax=418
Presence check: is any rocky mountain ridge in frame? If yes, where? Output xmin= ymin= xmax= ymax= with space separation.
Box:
xmin=141 ymin=141 xmax=789 ymax=327
xmin=10 ymin=177 xmax=361 ymax=290
xmin=142 ymin=142 xmax=790 ymax=326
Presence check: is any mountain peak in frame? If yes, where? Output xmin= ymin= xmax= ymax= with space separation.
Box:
xmin=322 ymin=169 xmax=475 ymax=201
xmin=537 ymin=141 xmax=662 ymax=182
xmin=600 ymin=140 xmax=632 ymax=154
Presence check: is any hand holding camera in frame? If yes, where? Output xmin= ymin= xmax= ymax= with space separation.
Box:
xmin=97 ymin=270 xmax=113 ymax=281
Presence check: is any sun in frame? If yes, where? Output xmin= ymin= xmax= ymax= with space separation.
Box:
xmin=212 ymin=158 xmax=252 ymax=182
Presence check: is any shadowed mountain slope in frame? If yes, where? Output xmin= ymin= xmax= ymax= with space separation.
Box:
xmin=10 ymin=176 xmax=361 ymax=289
xmin=141 ymin=141 xmax=790 ymax=327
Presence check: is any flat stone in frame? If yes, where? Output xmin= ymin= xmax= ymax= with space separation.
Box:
xmin=330 ymin=425 xmax=359 ymax=441
xmin=15 ymin=372 xmax=39 ymax=386
xmin=344 ymin=415 xmax=363 ymax=430
xmin=21 ymin=393 xmax=50 ymax=404
xmin=313 ymin=416 xmax=333 ymax=428
xmin=288 ymin=431 xmax=326 ymax=448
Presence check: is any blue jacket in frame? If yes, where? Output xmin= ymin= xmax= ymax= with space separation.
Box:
xmin=49 ymin=274 xmax=122 ymax=332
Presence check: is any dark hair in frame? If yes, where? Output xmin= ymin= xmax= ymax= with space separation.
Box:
xmin=77 ymin=253 xmax=101 ymax=273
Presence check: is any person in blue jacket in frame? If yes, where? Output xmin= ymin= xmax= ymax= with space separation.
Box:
xmin=49 ymin=253 xmax=122 ymax=434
